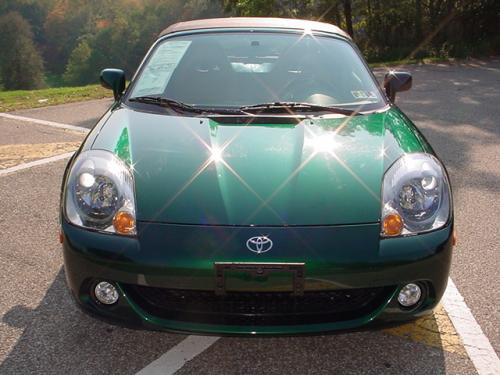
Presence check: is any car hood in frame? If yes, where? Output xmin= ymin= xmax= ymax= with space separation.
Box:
xmin=92 ymin=106 xmax=427 ymax=226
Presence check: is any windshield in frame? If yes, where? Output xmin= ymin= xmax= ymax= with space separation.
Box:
xmin=128 ymin=31 xmax=385 ymax=112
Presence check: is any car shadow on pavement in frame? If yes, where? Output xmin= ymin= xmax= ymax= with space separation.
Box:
xmin=175 ymin=322 xmax=458 ymax=375
xmin=1 ymin=269 xmax=465 ymax=375
xmin=0 ymin=268 xmax=185 ymax=375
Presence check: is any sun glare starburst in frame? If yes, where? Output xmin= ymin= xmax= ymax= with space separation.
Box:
xmin=307 ymin=133 xmax=339 ymax=154
xmin=209 ymin=146 xmax=224 ymax=163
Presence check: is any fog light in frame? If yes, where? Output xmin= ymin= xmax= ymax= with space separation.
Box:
xmin=398 ymin=283 xmax=422 ymax=307
xmin=94 ymin=281 xmax=119 ymax=305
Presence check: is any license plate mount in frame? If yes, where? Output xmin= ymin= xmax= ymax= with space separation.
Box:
xmin=214 ymin=262 xmax=305 ymax=296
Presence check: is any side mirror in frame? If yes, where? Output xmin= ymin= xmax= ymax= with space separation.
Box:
xmin=383 ymin=71 xmax=412 ymax=102
xmin=100 ymin=69 xmax=126 ymax=101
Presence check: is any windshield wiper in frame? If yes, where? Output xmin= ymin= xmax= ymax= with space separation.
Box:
xmin=128 ymin=96 xmax=248 ymax=115
xmin=128 ymin=96 xmax=205 ymax=114
xmin=240 ymin=102 xmax=356 ymax=116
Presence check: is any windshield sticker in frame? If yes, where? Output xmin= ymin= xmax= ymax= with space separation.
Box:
xmin=230 ymin=62 xmax=274 ymax=73
xmin=131 ymin=41 xmax=191 ymax=97
xmin=351 ymin=90 xmax=378 ymax=99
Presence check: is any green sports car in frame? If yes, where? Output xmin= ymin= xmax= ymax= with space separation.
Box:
xmin=60 ymin=18 xmax=454 ymax=335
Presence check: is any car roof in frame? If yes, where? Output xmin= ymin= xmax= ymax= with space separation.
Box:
xmin=159 ymin=17 xmax=350 ymax=40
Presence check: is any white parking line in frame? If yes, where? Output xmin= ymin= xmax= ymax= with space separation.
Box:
xmin=135 ymin=279 xmax=499 ymax=375
xmin=136 ymin=335 xmax=220 ymax=375
xmin=0 ymin=152 xmax=74 ymax=177
xmin=0 ymin=112 xmax=89 ymax=133
xmin=443 ymin=278 xmax=500 ymax=375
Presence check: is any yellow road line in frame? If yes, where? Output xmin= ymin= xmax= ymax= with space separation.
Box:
xmin=383 ymin=305 xmax=466 ymax=356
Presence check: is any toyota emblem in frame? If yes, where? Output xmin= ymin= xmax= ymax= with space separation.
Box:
xmin=246 ymin=236 xmax=273 ymax=254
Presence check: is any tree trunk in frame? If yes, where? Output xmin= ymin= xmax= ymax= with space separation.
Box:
xmin=343 ymin=0 xmax=354 ymax=37
xmin=333 ymin=1 xmax=341 ymax=26
xmin=415 ymin=0 xmax=423 ymax=41
xmin=366 ymin=0 xmax=372 ymax=39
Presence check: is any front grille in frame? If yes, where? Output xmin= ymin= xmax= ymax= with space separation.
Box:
xmin=123 ymin=284 xmax=395 ymax=326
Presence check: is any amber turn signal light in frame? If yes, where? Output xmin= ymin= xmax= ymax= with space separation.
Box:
xmin=112 ymin=211 xmax=136 ymax=235
xmin=383 ymin=213 xmax=403 ymax=236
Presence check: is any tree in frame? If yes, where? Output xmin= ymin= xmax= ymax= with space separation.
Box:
xmin=342 ymin=0 xmax=354 ymax=37
xmin=0 ymin=12 xmax=44 ymax=90
xmin=63 ymin=39 xmax=92 ymax=85
xmin=223 ymin=0 xmax=309 ymax=17
xmin=43 ymin=0 xmax=93 ymax=75
xmin=415 ymin=0 xmax=423 ymax=42
xmin=1 ymin=0 xmax=498 ymax=89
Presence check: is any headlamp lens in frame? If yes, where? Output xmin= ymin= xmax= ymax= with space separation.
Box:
xmin=75 ymin=174 xmax=122 ymax=224
xmin=65 ymin=150 xmax=136 ymax=235
xmin=382 ymin=153 xmax=451 ymax=236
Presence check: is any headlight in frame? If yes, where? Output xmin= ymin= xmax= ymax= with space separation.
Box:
xmin=381 ymin=153 xmax=451 ymax=237
xmin=65 ymin=150 xmax=136 ymax=235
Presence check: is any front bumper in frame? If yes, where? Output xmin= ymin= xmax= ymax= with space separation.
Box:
xmin=61 ymin=220 xmax=453 ymax=335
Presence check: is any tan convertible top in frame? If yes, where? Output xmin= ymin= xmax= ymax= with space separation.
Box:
xmin=159 ymin=17 xmax=350 ymax=40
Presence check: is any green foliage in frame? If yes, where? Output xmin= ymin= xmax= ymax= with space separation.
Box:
xmin=224 ymin=0 xmax=284 ymax=16
xmin=0 ymin=0 xmax=53 ymax=44
xmin=63 ymin=39 xmax=93 ymax=85
xmin=0 ymin=0 xmax=498 ymax=91
xmin=224 ymin=0 xmax=325 ymax=19
xmin=0 ymin=11 xmax=45 ymax=90
xmin=59 ymin=0 xmax=225 ymax=86
xmin=224 ymin=0 xmax=499 ymax=62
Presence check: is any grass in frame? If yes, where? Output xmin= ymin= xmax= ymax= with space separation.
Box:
xmin=0 ymin=84 xmax=111 ymax=112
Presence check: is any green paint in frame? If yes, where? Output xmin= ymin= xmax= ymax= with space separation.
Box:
xmin=61 ymin=219 xmax=453 ymax=334
xmin=114 ymin=127 xmax=132 ymax=165
xmin=93 ymin=107 xmax=428 ymax=226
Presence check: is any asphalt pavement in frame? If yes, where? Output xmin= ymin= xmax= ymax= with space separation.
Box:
xmin=12 ymin=98 xmax=113 ymax=129
xmin=0 ymin=59 xmax=498 ymax=374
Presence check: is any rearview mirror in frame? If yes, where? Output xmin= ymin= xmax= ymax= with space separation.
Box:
xmin=383 ymin=71 xmax=412 ymax=102
xmin=100 ymin=69 xmax=126 ymax=101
